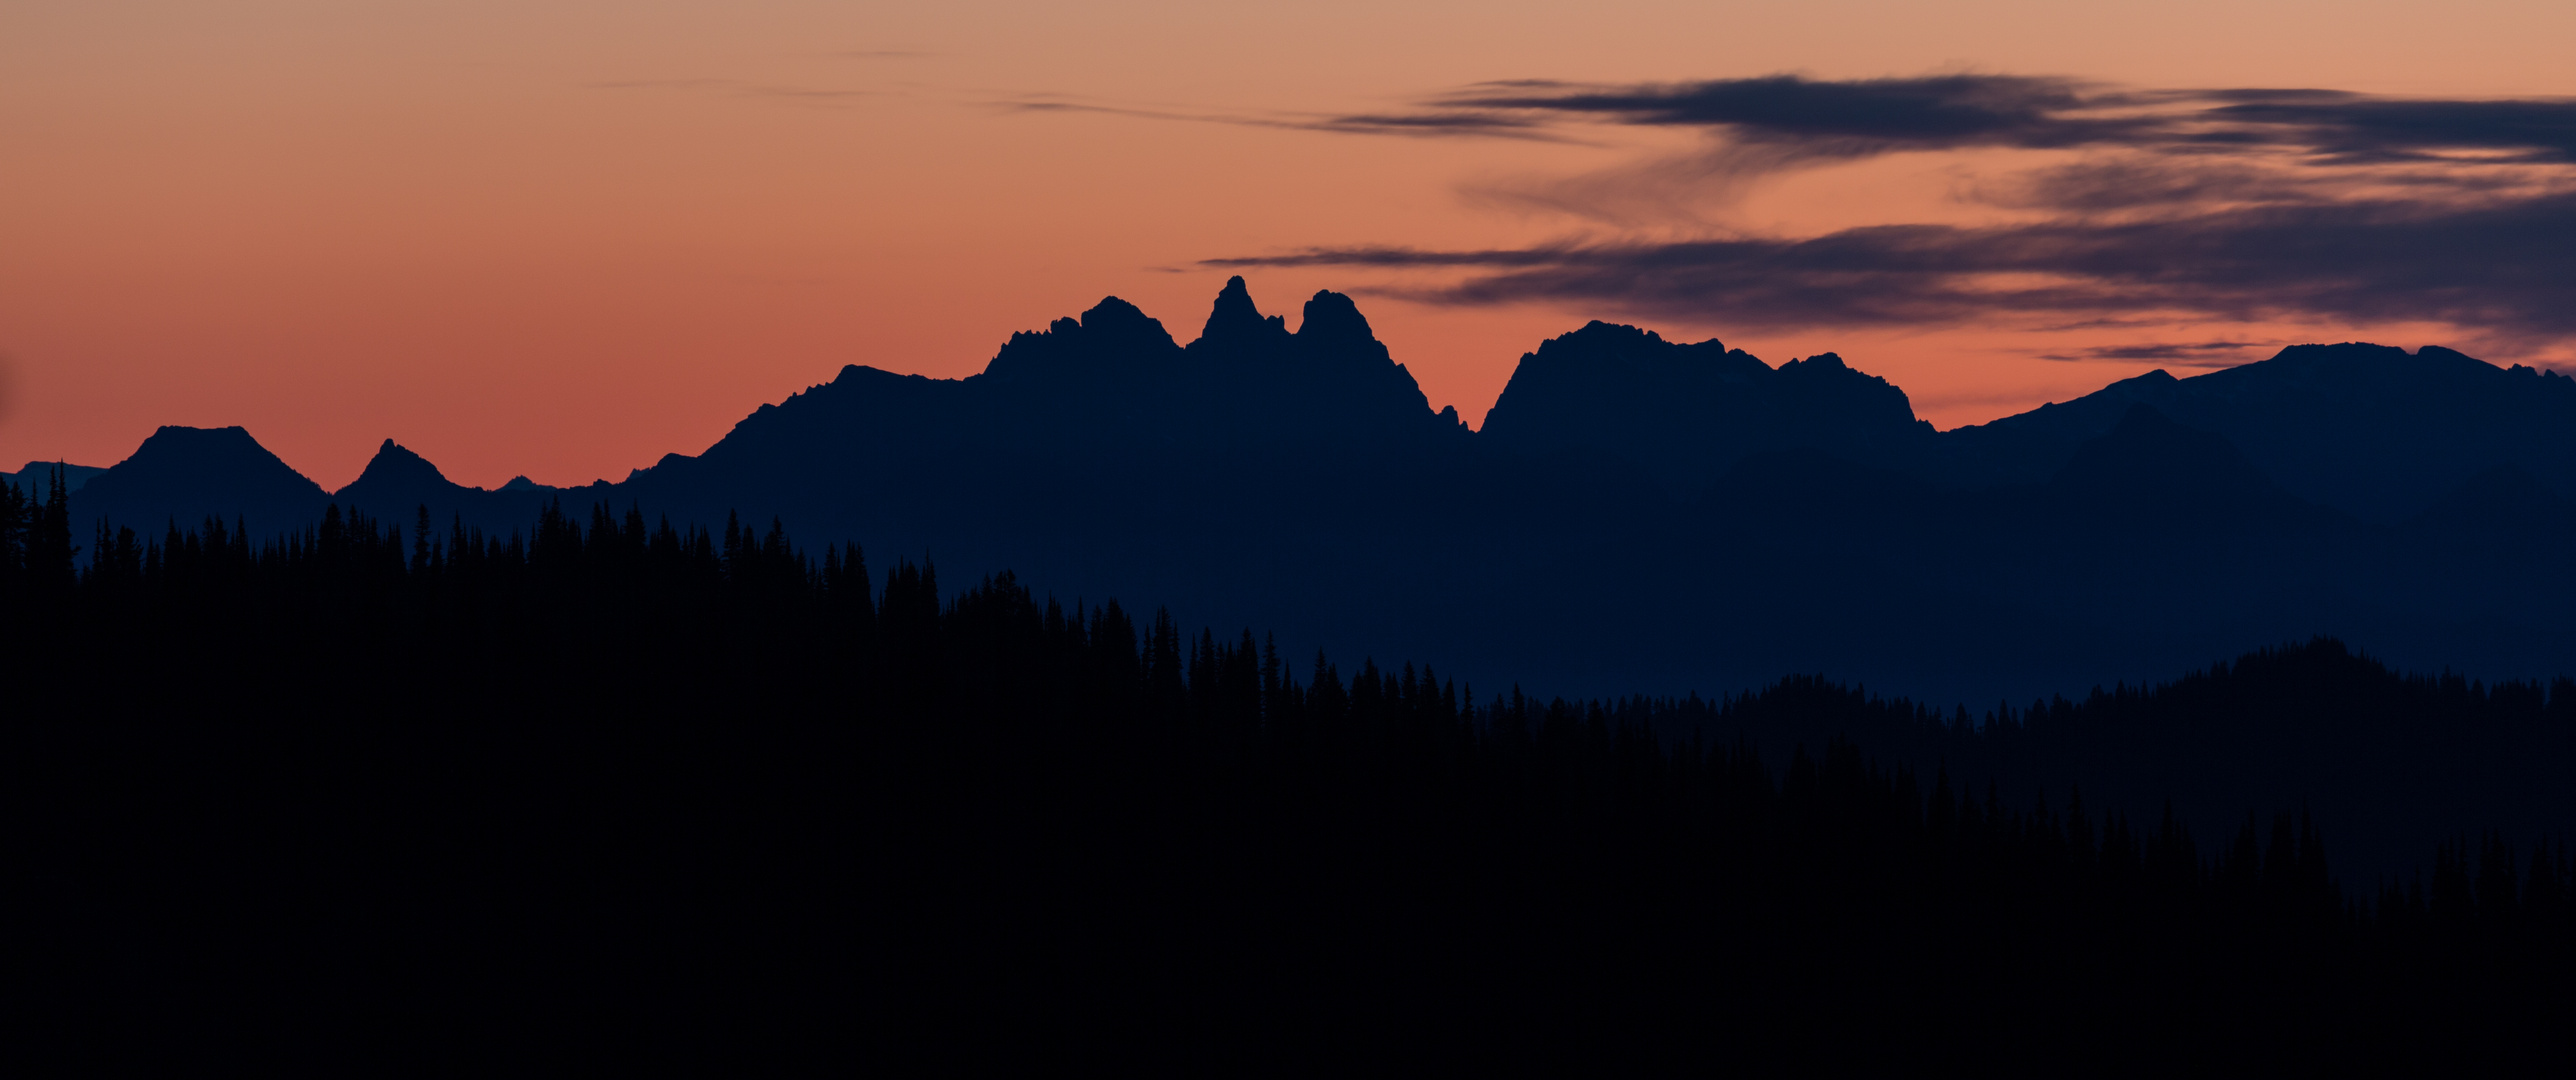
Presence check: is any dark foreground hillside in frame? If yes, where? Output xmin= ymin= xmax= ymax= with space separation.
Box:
xmin=4 ymin=485 xmax=2570 ymax=1067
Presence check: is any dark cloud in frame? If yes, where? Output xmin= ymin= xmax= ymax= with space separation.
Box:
xmin=1414 ymin=75 xmax=2576 ymax=168
xmin=1167 ymin=72 xmax=2576 ymax=347
xmin=1981 ymin=154 xmax=2563 ymax=213
xmin=2039 ymin=342 xmax=2269 ymax=365
xmin=1207 ymin=192 xmax=2576 ymax=340
xmin=1444 ymin=75 xmax=2146 ymax=157
xmin=1978 ymin=158 xmax=2314 ymax=211
xmin=1184 ymin=74 xmax=2576 ymax=176
xmin=1019 ymin=71 xmax=2576 ymax=174
xmin=2209 ymin=97 xmax=2576 ymax=163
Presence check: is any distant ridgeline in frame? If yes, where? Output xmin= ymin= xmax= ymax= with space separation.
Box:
xmin=0 ymin=502 xmax=2567 ymax=1061
xmin=34 ymin=276 xmax=2576 ymax=710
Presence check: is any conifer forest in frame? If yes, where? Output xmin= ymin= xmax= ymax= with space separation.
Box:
xmin=7 ymin=471 xmax=2569 ymax=1067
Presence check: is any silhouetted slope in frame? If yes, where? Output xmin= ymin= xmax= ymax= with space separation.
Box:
xmin=1937 ymin=368 xmax=2189 ymax=486
xmin=70 ymin=426 xmax=327 ymax=538
xmin=2044 ymin=404 xmax=2339 ymax=526
xmin=1480 ymin=321 xmax=1932 ymax=495
xmin=1 ymin=461 xmax=108 ymax=497
xmin=1946 ymin=343 xmax=2576 ymax=521
xmin=332 ymin=439 xmax=577 ymax=536
xmin=2407 ymin=463 xmax=2576 ymax=539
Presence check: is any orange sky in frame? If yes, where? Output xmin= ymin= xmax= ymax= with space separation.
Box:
xmin=7 ymin=1 xmax=2575 ymax=489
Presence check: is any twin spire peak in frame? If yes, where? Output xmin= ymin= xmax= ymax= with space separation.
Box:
xmin=1191 ymin=276 xmax=1377 ymax=351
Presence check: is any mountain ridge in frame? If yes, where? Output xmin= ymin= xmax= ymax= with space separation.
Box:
xmin=1943 ymin=342 xmax=2576 ymax=520
xmin=52 ymin=279 xmax=2576 ymax=707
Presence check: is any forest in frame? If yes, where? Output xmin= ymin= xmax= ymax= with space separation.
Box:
xmin=4 ymin=469 xmax=2570 ymax=1067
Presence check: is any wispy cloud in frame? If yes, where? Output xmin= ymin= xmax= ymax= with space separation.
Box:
xmin=1009 ymin=71 xmax=2576 ymax=171
xmin=2204 ymin=94 xmax=2576 ymax=164
xmin=993 ymin=97 xmax=1577 ymax=142
xmin=1182 ymin=73 xmax=2576 ymax=350
xmin=1441 ymin=75 xmax=2147 ymax=155
xmin=1417 ymin=75 xmax=2576 ymax=167
xmin=1209 ymin=192 xmax=2576 ymax=342
xmin=2039 ymin=341 xmax=2272 ymax=366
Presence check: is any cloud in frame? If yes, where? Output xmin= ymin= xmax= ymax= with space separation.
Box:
xmin=1424 ymin=75 xmax=2576 ymax=167
xmin=1011 ymin=71 xmax=2576 ymax=180
xmin=993 ymin=98 xmax=1575 ymax=142
xmin=2206 ymin=95 xmax=2576 ymax=164
xmin=1174 ymin=72 xmax=2576 ymax=348
xmin=2039 ymin=341 xmax=2270 ymax=366
xmin=1207 ymin=191 xmax=2576 ymax=341
xmin=1444 ymin=75 xmax=2148 ymax=156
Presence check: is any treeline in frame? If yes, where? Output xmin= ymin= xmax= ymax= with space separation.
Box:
xmin=2 ymin=489 xmax=2570 ymax=1066
xmin=1629 ymin=645 xmax=2576 ymax=887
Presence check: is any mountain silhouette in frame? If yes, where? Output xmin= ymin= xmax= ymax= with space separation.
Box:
xmin=340 ymin=439 xmax=454 ymax=500
xmin=604 ymin=281 xmax=1482 ymax=666
xmin=2408 ymin=462 xmax=2576 ymax=538
xmin=37 ymin=280 xmax=2576 ymax=1049
xmin=2043 ymin=403 xmax=2334 ymax=526
xmin=1944 ymin=343 xmax=2576 ymax=521
xmin=0 ymin=461 xmax=108 ymax=499
xmin=955 ymin=278 xmax=1464 ymax=449
xmin=333 ymin=439 xmax=581 ymax=535
xmin=69 ymin=426 xmax=328 ymax=538
xmin=1481 ymin=321 xmax=1932 ymax=496
xmin=51 ymin=280 xmax=2576 ymax=709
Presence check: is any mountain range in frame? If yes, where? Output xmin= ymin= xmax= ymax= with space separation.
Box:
xmin=37 ymin=277 xmax=2576 ymax=706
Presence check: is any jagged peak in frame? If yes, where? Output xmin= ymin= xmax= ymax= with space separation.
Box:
xmin=1295 ymin=290 xmax=1377 ymax=348
xmin=1513 ymin=322 xmax=1755 ymax=381
xmin=1567 ymin=320 xmax=1669 ymax=346
xmin=1077 ymin=295 xmax=1173 ymax=344
xmin=982 ymin=296 xmax=1181 ymax=381
xmin=1194 ymin=275 xmax=1289 ymax=348
xmin=354 ymin=439 xmax=448 ymax=482
xmin=1778 ymin=352 xmax=1905 ymax=395
xmin=363 ymin=440 xmax=437 ymax=474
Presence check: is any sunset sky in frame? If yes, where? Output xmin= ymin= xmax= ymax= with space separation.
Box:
xmin=7 ymin=1 xmax=2575 ymax=488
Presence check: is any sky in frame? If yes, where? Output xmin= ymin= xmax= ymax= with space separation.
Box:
xmin=7 ymin=0 xmax=2576 ymax=488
